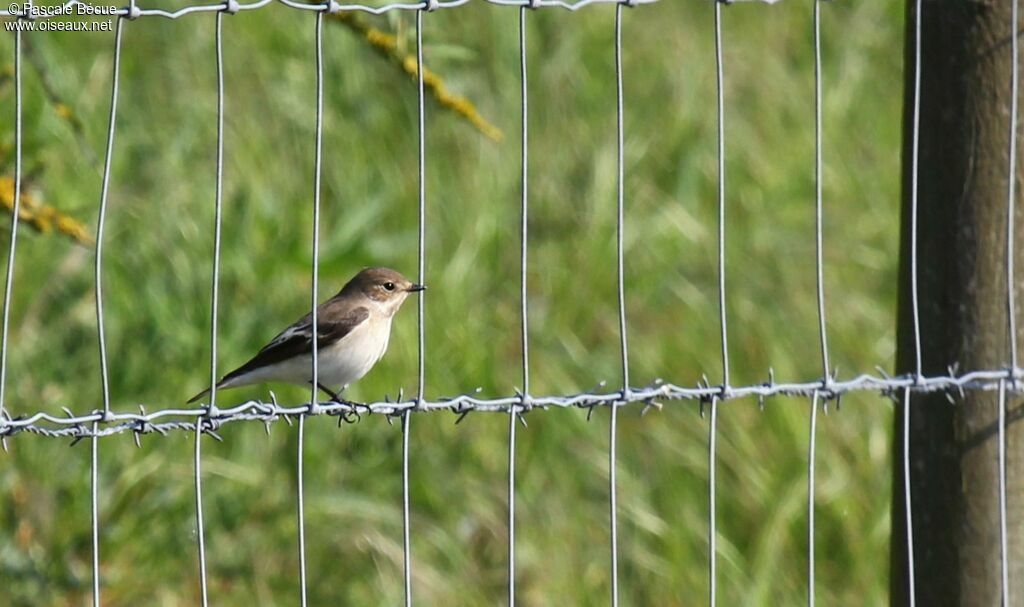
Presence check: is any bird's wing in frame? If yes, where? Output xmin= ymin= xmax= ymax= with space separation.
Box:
xmin=220 ymin=306 xmax=371 ymax=383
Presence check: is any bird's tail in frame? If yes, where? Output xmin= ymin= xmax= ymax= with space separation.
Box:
xmin=187 ymin=372 xmax=250 ymax=403
xmin=187 ymin=378 xmax=231 ymax=404
xmin=187 ymin=386 xmax=211 ymax=404
xmin=188 ymin=359 xmax=263 ymax=405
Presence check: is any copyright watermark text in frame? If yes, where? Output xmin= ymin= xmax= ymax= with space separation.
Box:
xmin=5 ymin=18 xmax=113 ymax=31
xmin=7 ymin=2 xmax=119 ymax=17
xmin=3 ymin=1 xmax=117 ymax=32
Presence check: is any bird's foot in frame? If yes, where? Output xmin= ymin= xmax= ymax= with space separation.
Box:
xmin=334 ymin=397 xmax=369 ymax=425
xmin=313 ymin=382 xmax=369 ymax=423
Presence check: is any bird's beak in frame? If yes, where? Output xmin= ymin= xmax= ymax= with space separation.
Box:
xmin=407 ymin=284 xmax=427 ymax=292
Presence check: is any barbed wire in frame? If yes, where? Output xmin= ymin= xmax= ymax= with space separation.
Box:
xmin=0 ymin=368 xmax=1019 ymax=442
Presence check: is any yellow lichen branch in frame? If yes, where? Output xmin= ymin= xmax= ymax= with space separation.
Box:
xmin=328 ymin=12 xmax=504 ymax=142
xmin=0 ymin=177 xmax=93 ymax=246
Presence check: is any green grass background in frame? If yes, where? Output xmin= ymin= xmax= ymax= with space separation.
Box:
xmin=0 ymin=0 xmax=903 ymax=604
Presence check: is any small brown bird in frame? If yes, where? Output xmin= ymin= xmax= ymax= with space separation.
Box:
xmin=188 ymin=267 xmax=424 ymax=404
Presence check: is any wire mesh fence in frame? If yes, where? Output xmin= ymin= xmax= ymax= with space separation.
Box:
xmin=0 ymin=0 xmax=1019 ymax=605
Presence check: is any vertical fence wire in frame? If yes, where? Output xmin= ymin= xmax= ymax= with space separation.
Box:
xmin=908 ymin=0 xmax=923 ymax=382
xmin=812 ymin=0 xmax=829 ymax=382
xmin=807 ymin=391 xmax=819 ymax=607
xmin=297 ymin=11 xmax=326 ymax=607
xmin=710 ymin=2 xmax=727 ymax=605
xmin=999 ymin=379 xmax=1010 ymax=607
xmin=809 ymin=4 xmax=827 ymax=603
xmin=96 ymin=22 xmax=124 ymax=421
xmin=1001 ymin=0 xmax=1018 ymax=602
xmin=415 ymin=9 xmax=427 ymax=409
xmin=713 ymin=2 xmax=730 ymax=392
xmin=609 ymin=3 xmax=629 ymax=605
xmin=0 ymin=30 xmax=22 ymax=445
xmin=90 ymin=419 xmax=100 ymax=605
xmin=308 ymin=9 xmax=324 ymax=408
xmin=401 ymin=404 xmax=412 ymax=606
xmin=193 ymin=384 xmax=208 ymax=606
xmin=404 ymin=7 xmax=428 ymax=606
xmin=511 ymin=4 xmax=530 ymax=605
xmin=193 ymin=11 xmax=229 ymax=607
xmin=93 ymin=17 xmax=127 ymax=607
xmin=708 ymin=394 xmax=718 ymax=607
xmin=903 ymin=0 xmax=923 ymax=602
xmin=902 ymin=386 xmax=916 ymax=607
xmin=296 ymin=414 xmax=309 ymax=606
xmin=209 ymin=9 xmax=227 ymax=420
xmin=401 ymin=382 xmax=413 ymax=606
xmin=1008 ymin=0 xmax=1020 ymax=380
xmin=508 ymin=402 xmax=518 ymax=606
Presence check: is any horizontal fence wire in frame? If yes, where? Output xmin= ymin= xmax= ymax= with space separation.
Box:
xmin=1 ymin=370 xmax=1020 ymax=441
xmin=0 ymin=0 xmax=790 ymax=19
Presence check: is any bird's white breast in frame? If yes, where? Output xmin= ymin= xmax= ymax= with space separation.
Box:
xmin=314 ymin=315 xmax=393 ymax=388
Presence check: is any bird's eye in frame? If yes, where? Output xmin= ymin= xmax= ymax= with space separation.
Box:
xmin=383 ymin=282 xmax=396 ymax=291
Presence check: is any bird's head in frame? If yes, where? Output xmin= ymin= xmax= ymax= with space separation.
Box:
xmin=345 ymin=267 xmax=425 ymax=316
